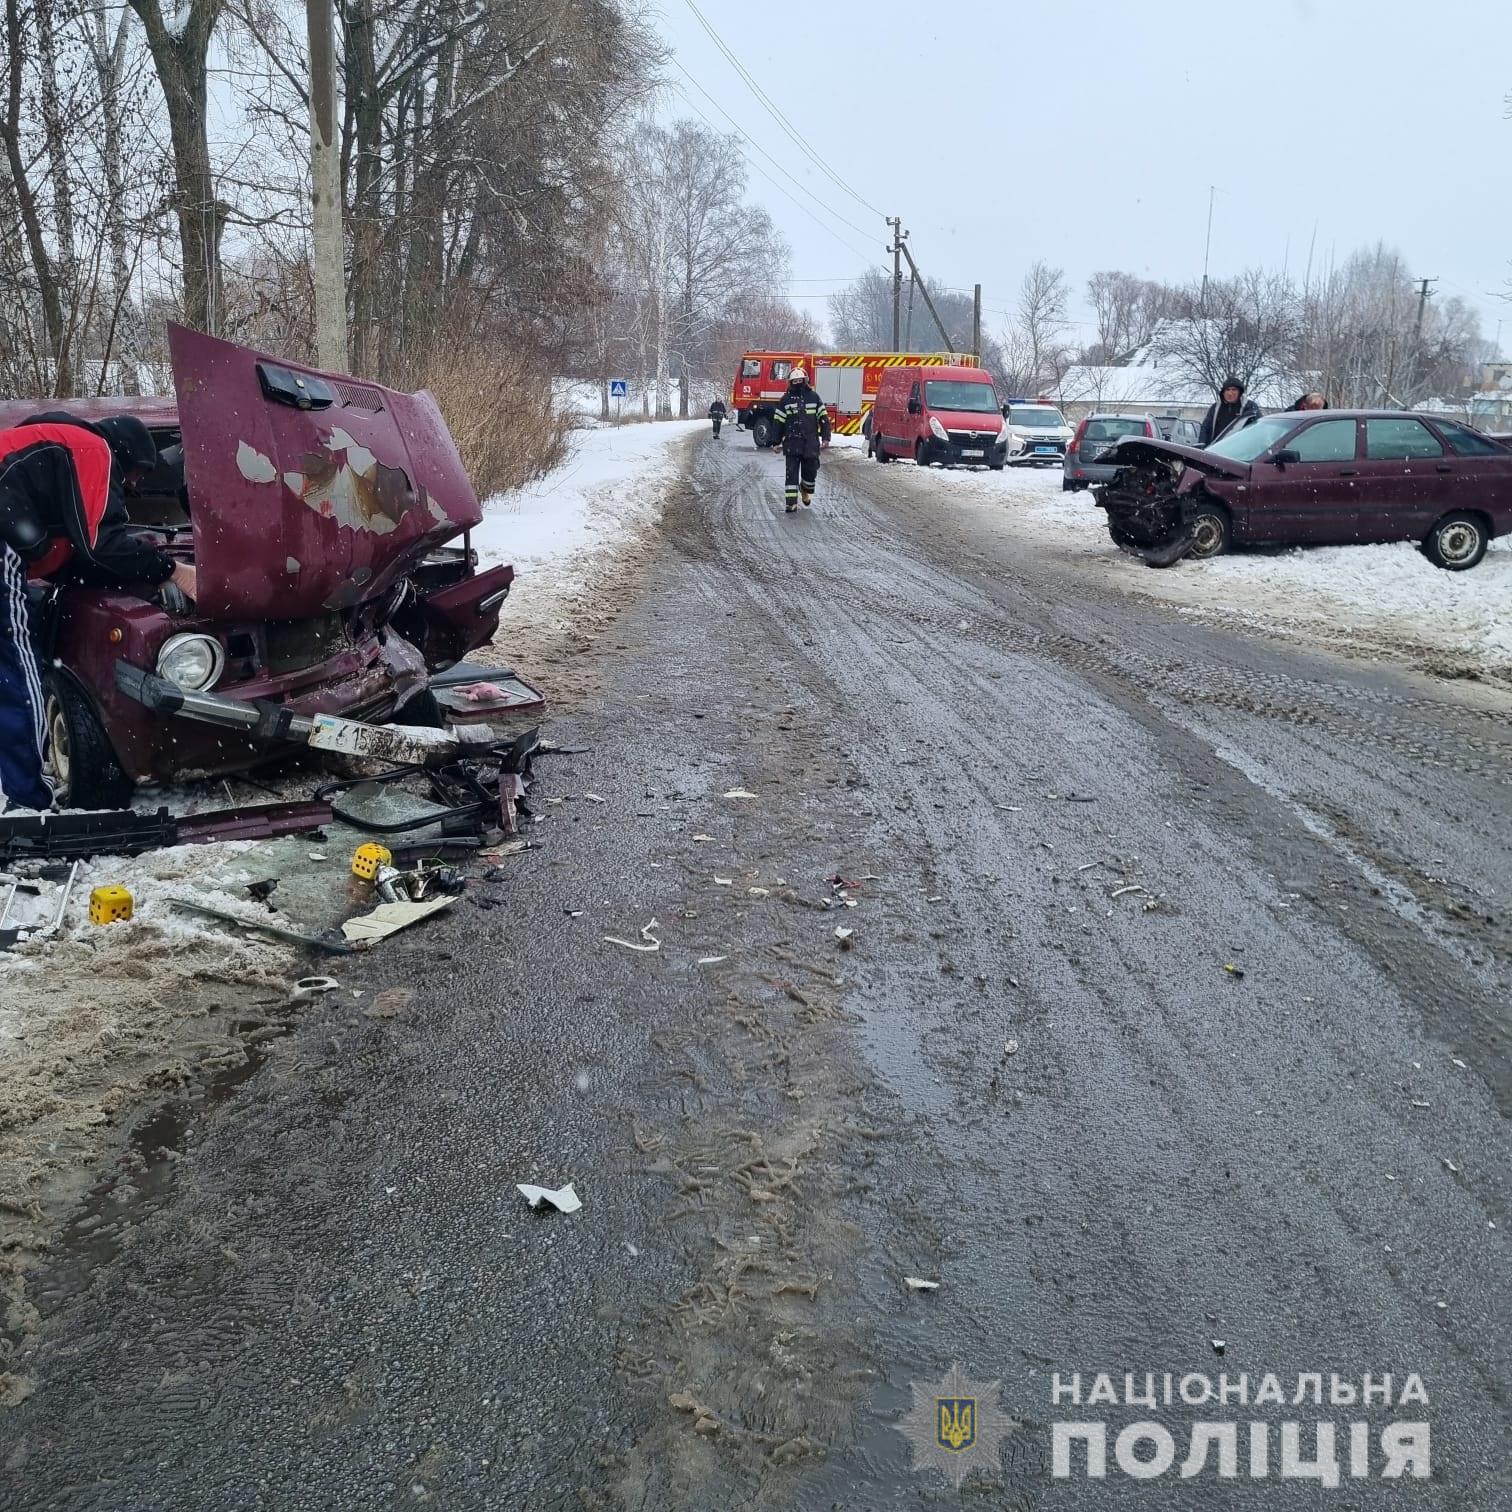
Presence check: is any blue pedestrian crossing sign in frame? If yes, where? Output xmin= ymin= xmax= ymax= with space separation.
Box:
xmin=609 ymin=379 xmax=628 ymax=398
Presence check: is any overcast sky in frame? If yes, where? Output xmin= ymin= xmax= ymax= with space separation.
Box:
xmin=652 ymin=0 xmax=1511 ymax=352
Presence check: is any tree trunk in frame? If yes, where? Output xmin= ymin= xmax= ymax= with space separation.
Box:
xmin=129 ymin=0 xmax=224 ymax=334
xmin=2 ymin=0 xmax=69 ymax=392
xmin=94 ymin=3 xmax=139 ymax=392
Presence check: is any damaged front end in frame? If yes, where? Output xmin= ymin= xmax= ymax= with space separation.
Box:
xmin=1091 ymin=438 xmax=1241 ymax=566
xmin=41 ymin=326 xmax=537 ymax=799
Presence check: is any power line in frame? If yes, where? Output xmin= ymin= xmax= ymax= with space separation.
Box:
xmin=681 ymin=0 xmax=885 ymax=222
xmin=666 ymin=74 xmax=881 ymax=267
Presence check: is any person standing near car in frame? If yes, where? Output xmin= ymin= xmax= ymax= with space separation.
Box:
xmin=708 ymin=396 xmax=727 ymax=438
xmin=769 ymin=366 xmax=831 ymax=512
xmin=0 ymin=422 xmax=117 ymax=809
xmin=1198 ymin=377 xmax=1261 ymax=446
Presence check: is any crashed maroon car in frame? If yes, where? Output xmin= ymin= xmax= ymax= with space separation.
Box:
xmin=1 ymin=326 xmax=519 ymax=807
xmin=1094 ymin=410 xmax=1512 ymax=570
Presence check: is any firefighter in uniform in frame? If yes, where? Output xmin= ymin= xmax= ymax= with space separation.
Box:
xmin=769 ymin=367 xmax=830 ymax=512
xmin=707 ymin=396 xmax=727 ymax=438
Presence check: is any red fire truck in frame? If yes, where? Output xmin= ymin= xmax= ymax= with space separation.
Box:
xmin=730 ymin=349 xmax=977 ymax=445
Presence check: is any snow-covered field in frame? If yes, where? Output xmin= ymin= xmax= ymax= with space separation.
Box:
xmin=861 ymin=458 xmax=1512 ymax=681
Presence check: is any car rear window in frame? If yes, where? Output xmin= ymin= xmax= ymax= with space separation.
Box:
xmin=1365 ymin=418 xmax=1442 ymax=460
xmin=1084 ymin=418 xmax=1147 ymax=442
xmin=1434 ymin=420 xmax=1502 ymax=456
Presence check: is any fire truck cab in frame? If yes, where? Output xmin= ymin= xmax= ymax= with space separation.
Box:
xmin=730 ymin=349 xmax=975 ymax=447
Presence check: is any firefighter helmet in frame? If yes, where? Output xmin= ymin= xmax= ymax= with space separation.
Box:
xmin=789 ymin=366 xmax=807 ymax=385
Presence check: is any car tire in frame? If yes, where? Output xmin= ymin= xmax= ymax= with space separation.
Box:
xmin=875 ymin=442 xmax=891 ymax=463
xmin=915 ymin=440 xmax=930 ymax=468
xmin=988 ymin=459 xmax=1005 ymax=471
xmin=751 ymin=416 xmax=772 ymax=449
xmin=1186 ymin=501 xmax=1232 ymax=559
xmin=44 ymin=674 xmax=132 ymax=809
xmin=1423 ymin=512 xmax=1488 ymax=571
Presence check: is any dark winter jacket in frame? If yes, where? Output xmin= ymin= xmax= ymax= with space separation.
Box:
xmin=0 ymin=423 xmax=114 ymax=577
xmin=1198 ymin=381 xmax=1262 ymax=446
xmin=770 ymin=383 xmax=831 ymax=458
xmin=20 ymin=411 xmax=175 ymax=585
xmin=708 ymin=399 xmax=727 ymax=419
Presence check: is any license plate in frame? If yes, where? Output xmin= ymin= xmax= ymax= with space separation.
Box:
xmin=1034 ymin=445 xmax=1057 ymax=454
xmin=961 ymin=448 xmax=984 ymax=458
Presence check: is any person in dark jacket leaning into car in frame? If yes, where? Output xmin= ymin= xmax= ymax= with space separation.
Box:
xmin=22 ymin=412 xmax=194 ymax=598
xmin=0 ymin=413 xmax=192 ymax=810
xmin=1198 ymin=377 xmax=1262 ymax=446
xmin=769 ymin=366 xmax=831 ymax=512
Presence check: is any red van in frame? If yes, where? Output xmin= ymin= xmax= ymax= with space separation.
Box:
xmin=871 ymin=364 xmax=1009 ymax=469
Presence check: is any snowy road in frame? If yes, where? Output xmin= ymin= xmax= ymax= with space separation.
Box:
xmin=5 ymin=433 xmax=1509 ymax=1508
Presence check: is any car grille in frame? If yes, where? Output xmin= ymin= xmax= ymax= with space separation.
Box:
xmin=947 ymin=430 xmax=998 ymax=447
xmin=265 ymin=613 xmax=349 ymax=674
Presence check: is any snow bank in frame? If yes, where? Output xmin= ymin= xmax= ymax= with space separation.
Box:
xmin=472 ymin=418 xmax=702 ymax=635
xmin=867 ymin=460 xmax=1512 ymax=678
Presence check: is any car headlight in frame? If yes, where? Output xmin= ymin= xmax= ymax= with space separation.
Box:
xmin=157 ymin=632 xmax=225 ymax=691
xmin=929 ymin=416 xmax=948 ymax=441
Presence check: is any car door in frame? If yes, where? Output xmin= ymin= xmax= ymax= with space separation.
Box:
xmin=1428 ymin=420 xmax=1512 ymax=525
xmin=1354 ymin=418 xmax=1446 ymax=542
xmin=1243 ymin=417 xmax=1361 ymax=543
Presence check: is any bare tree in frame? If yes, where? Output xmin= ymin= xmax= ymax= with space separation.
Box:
xmin=127 ymin=0 xmax=226 ymax=334
xmin=1005 ymin=260 xmax=1069 ymax=392
xmin=1152 ymin=268 xmax=1300 ymax=396
xmin=660 ymin=121 xmax=782 ymax=416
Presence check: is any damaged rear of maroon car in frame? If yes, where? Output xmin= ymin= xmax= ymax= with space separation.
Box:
xmin=11 ymin=326 xmax=522 ymax=806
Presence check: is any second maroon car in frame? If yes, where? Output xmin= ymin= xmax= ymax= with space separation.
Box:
xmin=1095 ymin=410 xmax=1512 ymax=570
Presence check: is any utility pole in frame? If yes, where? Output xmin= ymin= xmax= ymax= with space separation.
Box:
xmin=1413 ymin=277 xmax=1436 ymax=343
xmin=898 ymin=239 xmax=956 ymax=352
xmin=904 ymin=270 xmax=916 ymax=350
xmin=1201 ymin=184 xmax=1216 ymax=314
xmin=307 ymin=0 xmax=347 ymax=370
xmin=972 ymin=283 xmax=982 ymax=359
xmin=888 ymin=217 xmax=904 ymax=352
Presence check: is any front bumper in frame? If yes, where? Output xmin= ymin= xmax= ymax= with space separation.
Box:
xmin=1009 ymin=438 xmax=1067 ymax=462
xmin=930 ymin=433 xmax=1008 ymax=466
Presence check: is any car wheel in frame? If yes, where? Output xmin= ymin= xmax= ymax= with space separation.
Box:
xmin=875 ymin=442 xmax=891 ymax=463
xmin=915 ymin=440 xmax=930 ymax=468
xmin=751 ymin=416 xmax=772 ymax=449
xmin=1186 ymin=502 xmax=1232 ymax=559
xmin=44 ymin=674 xmax=132 ymax=809
xmin=1424 ymin=512 xmax=1488 ymax=571
xmin=988 ymin=459 xmax=1005 ymax=472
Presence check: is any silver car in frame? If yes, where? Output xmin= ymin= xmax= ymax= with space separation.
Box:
xmin=1062 ymin=413 xmax=1159 ymax=491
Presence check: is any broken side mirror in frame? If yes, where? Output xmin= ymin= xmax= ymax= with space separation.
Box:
xmin=1273 ymin=448 xmax=1300 ymax=467
xmin=907 ymin=398 xmax=921 ymax=415
xmin=257 ymin=362 xmax=335 ymax=411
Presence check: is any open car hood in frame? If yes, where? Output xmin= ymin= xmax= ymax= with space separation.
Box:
xmin=170 ymin=325 xmax=481 ymax=620
xmin=1099 ymin=436 xmax=1249 ymax=478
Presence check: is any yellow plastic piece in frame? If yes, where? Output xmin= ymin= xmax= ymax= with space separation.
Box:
xmin=89 ymin=884 xmax=134 ymax=925
xmin=351 ymin=842 xmax=393 ymax=880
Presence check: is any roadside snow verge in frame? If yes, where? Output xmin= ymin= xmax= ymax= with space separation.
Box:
xmin=471 ymin=419 xmax=701 ymax=668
